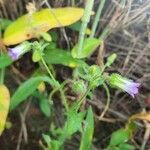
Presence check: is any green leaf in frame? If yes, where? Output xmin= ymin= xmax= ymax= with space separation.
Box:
xmin=50 ymin=140 xmax=61 ymax=150
xmin=119 ymin=143 xmax=135 ymax=150
xmin=0 ymin=54 xmax=12 ymax=69
xmin=79 ymin=107 xmax=94 ymax=150
xmin=71 ymin=38 xmax=101 ymax=58
xmin=63 ymin=107 xmax=85 ymax=136
xmin=39 ymin=99 xmax=51 ymax=117
xmin=10 ymin=76 xmax=55 ymax=111
xmin=42 ymin=134 xmax=51 ymax=147
xmin=44 ymin=45 xmax=86 ymax=68
xmin=109 ymin=129 xmax=130 ymax=146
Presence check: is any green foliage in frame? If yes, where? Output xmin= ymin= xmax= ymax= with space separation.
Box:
xmin=63 ymin=107 xmax=85 ymax=136
xmin=44 ymin=44 xmax=86 ymax=68
xmin=0 ymin=1 xmax=141 ymax=149
xmin=39 ymin=98 xmax=51 ymax=117
xmin=71 ymin=38 xmax=101 ymax=58
xmin=0 ymin=54 xmax=12 ymax=69
xmin=10 ymin=76 xmax=55 ymax=111
xmin=33 ymin=91 xmax=51 ymax=117
xmin=107 ymin=121 xmax=137 ymax=150
xmin=79 ymin=107 xmax=94 ymax=150
xmin=118 ymin=143 xmax=135 ymax=150
xmin=109 ymin=129 xmax=130 ymax=146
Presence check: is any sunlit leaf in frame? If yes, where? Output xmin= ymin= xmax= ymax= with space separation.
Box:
xmin=71 ymin=38 xmax=101 ymax=58
xmin=3 ymin=7 xmax=84 ymax=45
xmin=79 ymin=107 xmax=94 ymax=150
xmin=0 ymin=84 xmax=10 ymax=135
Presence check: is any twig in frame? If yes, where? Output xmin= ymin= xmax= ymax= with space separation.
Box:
xmin=16 ymin=100 xmax=31 ymax=150
xmin=99 ymin=83 xmax=110 ymax=119
xmin=141 ymin=117 xmax=150 ymax=150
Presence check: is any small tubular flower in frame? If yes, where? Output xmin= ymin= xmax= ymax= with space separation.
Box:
xmin=8 ymin=41 xmax=31 ymax=61
xmin=109 ymin=73 xmax=140 ymax=98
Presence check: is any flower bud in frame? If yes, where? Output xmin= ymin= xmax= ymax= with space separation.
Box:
xmin=106 ymin=53 xmax=117 ymax=67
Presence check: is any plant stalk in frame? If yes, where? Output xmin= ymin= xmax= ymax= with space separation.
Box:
xmin=77 ymin=0 xmax=94 ymax=57
xmin=90 ymin=0 xmax=106 ymax=38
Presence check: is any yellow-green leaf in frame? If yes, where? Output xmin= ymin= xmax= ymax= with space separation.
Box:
xmin=3 ymin=7 xmax=84 ymax=45
xmin=0 ymin=84 xmax=10 ymax=136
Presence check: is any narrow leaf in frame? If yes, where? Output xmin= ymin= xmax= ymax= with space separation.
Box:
xmin=39 ymin=99 xmax=51 ymax=117
xmin=10 ymin=76 xmax=54 ymax=111
xmin=79 ymin=107 xmax=94 ymax=150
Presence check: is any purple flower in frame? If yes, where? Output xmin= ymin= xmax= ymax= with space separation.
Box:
xmin=109 ymin=73 xmax=140 ymax=98
xmin=8 ymin=41 xmax=31 ymax=61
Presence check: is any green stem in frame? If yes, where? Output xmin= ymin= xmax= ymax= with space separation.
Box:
xmin=0 ymin=26 xmax=5 ymax=84
xmin=40 ymin=56 xmax=57 ymax=85
xmin=90 ymin=0 xmax=106 ymax=38
xmin=99 ymin=83 xmax=110 ymax=119
xmin=98 ymin=27 xmax=110 ymax=40
xmin=77 ymin=0 xmax=94 ymax=57
xmin=0 ymin=68 xmax=5 ymax=84
xmin=0 ymin=49 xmax=5 ymax=84
xmin=40 ymin=56 xmax=68 ymax=111
xmin=76 ymin=85 xmax=91 ymax=111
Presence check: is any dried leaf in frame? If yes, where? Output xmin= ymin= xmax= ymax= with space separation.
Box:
xmin=130 ymin=112 xmax=150 ymax=122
